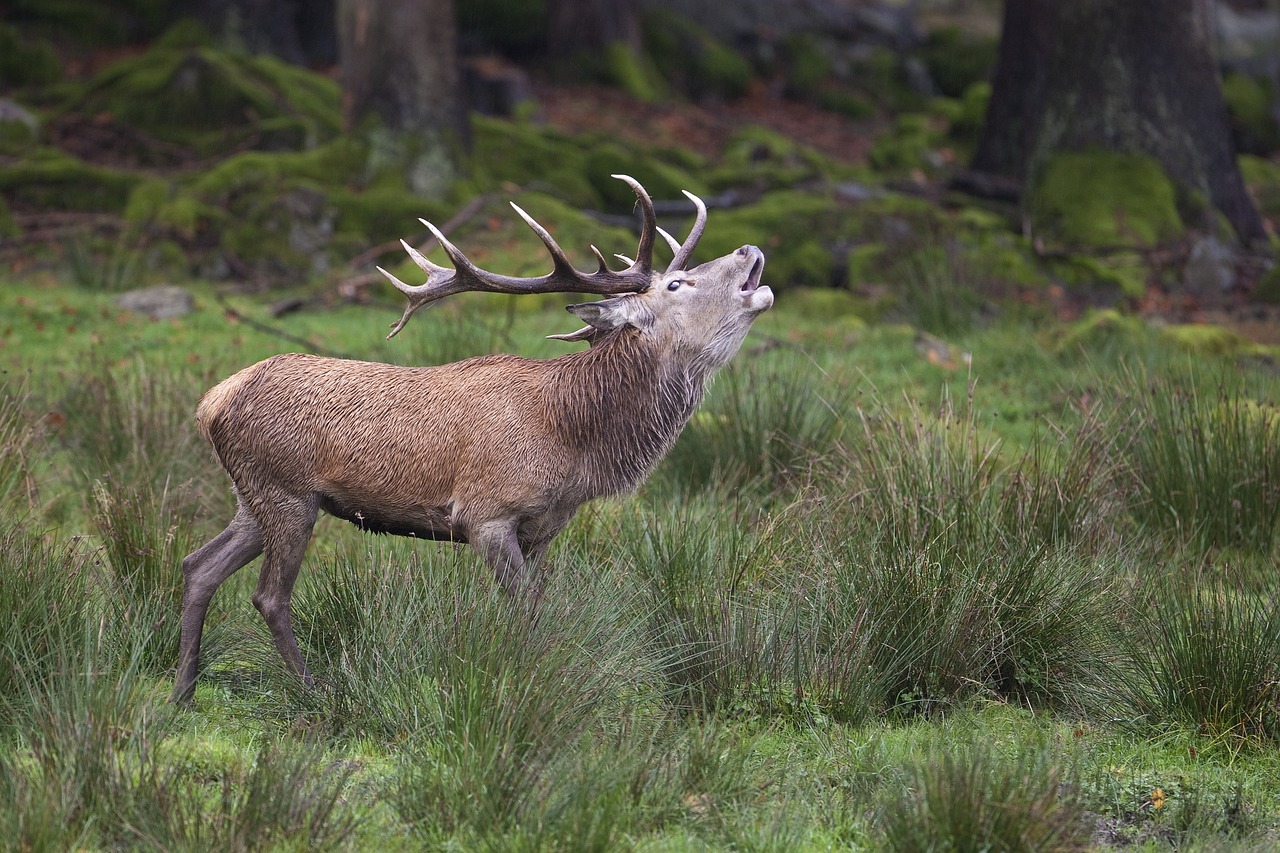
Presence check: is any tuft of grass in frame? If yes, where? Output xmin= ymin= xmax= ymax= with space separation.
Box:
xmin=808 ymin=387 xmax=1122 ymax=715
xmin=0 ymin=379 xmax=38 ymax=510
xmin=91 ymin=477 xmax=193 ymax=673
xmin=658 ymin=355 xmax=846 ymax=497
xmin=1123 ymin=373 xmax=1280 ymax=555
xmin=65 ymin=229 xmax=145 ymax=292
xmin=1111 ymin=573 xmax=1280 ymax=742
xmin=0 ymin=521 xmax=90 ymax=728
xmin=880 ymin=743 xmax=1091 ymax=853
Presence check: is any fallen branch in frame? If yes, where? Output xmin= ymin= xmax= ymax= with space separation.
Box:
xmin=214 ymin=291 xmax=353 ymax=360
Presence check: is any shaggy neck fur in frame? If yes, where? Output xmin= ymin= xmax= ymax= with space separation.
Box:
xmin=548 ymin=327 xmax=707 ymax=496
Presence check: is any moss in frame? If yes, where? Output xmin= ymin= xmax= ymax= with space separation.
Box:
xmin=604 ymin=42 xmax=665 ymax=104
xmin=154 ymin=18 xmax=213 ymax=49
xmin=869 ymin=113 xmax=942 ymax=174
xmin=817 ymin=86 xmax=876 ymax=120
xmin=696 ymin=191 xmax=844 ymax=287
xmin=1028 ymin=149 xmax=1183 ymax=248
xmin=0 ymin=194 xmax=16 ymax=238
xmin=1239 ymin=154 xmax=1280 ymax=218
xmin=0 ymin=148 xmax=140 ymax=213
xmin=0 ymin=24 xmax=61 ymax=87
xmin=1158 ymin=323 xmax=1262 ymax=357
xmin=0 ymin=105 xmax=39 ymax=157
xmin=642 ymin=9 xmax=753 ymax=101
xmin=469 ymin=116 xmax=600 ymax=208
xmin=1049 ymin=252 xmax=1147 ymax=298
xmin=783 ymin=286 xmax=867 ymax=322
xmin=964 ymin=232 xmax=1045 ymax=289
xmin=1255 ymin=264 xmax=1280 ymax=305
xmin=1222 ymin=72 xmax=1280 ymax=155
xmin=948 ymin=82 xmax=991 ymax=146
xmin=1054 ymin=308 xmax=1149 ymax=354
xmin=847 ymin=244 xmax=886 ymax=286
xmin=67 ymin=45 xmax=341 ymax=155
xmin=707 ymin=126 xmax=833 ymax=191
xmin=782 ymin=34 xmax=831 ymax=98
xmin=919 ymin=27 xmax=998 ymax=99
xmin=584 ymin=142 xmax=707 ymax=212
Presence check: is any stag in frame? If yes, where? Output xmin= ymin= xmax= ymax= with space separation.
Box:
xmin=173 ymin=175 xmax=772 ymax=703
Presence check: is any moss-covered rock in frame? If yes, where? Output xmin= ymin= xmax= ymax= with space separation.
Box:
xmin=0 ymin=148 xmax=141 ymax=213
xmin=919 ymin=27 xmax=998 ymax=99
xmin=642 ymin=9 xmax=753 ymax=102
xmin=706 ymin=126 xmax=836 ymax=192
xmin=0 ymin=23 xmax=61 ymax=87
xmin=1048 ymin=252 xmax=1148 ymax=298
xmin=604 ymin=42 xmax=666 ymax=104
xmin=1254 ymin=263 xmax=1280 ymax=304
xmin=1028 ymin=149 xmax=1183 ymax=248
xmin=1158 ymin=323 xmax=1266 ymax=357
xmin=1222 ymin=72 xmax=1280 ymax=155
xmin=65 ymin=44 xmax=342 ymax=156
xmin=1054 ymin=308 xmax=1150 ymax=354
xmin=0 ymin=100 xmax=39 ymax=157
xmin=869 ymin=113 xmax=944 ymax=174
xmin=469 ymin=116 xmax=600 ymax=208
xmin=584 ymin=142 xmax=707 ymax=211
xmin=697 ymin=190 xmax=844 ymax=288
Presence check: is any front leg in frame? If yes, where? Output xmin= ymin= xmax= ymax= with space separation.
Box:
xmin=469 ymin=519 xmax=530 ymax=596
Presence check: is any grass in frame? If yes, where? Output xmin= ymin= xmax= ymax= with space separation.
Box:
xmin=2 ymin=269 xmax=1280 ymax=849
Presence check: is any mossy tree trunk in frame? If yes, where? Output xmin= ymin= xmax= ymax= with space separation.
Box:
xmin=337 ymin=0 xmax=465 ymax=144
xmin=973 ymin=0 xmax=1266 ymax=245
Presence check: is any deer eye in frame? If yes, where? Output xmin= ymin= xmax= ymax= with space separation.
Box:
xmin=667 ymin=278 xmax=684 ymax=291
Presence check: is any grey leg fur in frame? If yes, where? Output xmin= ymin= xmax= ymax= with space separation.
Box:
xmin=251 ymin=495 xmax=320 ymax=688
xmin=173 ymin=506 xmax=264 ymax=703
xmin=470 ymin=519 xmax=529 ymax=596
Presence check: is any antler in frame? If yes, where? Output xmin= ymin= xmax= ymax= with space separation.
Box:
xmin=660 ymin=190 xmax=707 ymax=273
xmin=379 ymin=174 xmax=661 ymax=339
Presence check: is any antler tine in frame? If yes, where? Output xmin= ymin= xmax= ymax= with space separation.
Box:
xmin=656 ymin=227 xmax=682 ymax=258
xmin=611 ymin=174 xmax=657 ymax=272
xmin=666 ymin=190 xmax=708 ymax=273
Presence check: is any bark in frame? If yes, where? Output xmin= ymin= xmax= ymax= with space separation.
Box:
xmin=973 ymin=0 xmax=1266 ymax=244
xmin=336 ymin=0 xmax=464 ymax=141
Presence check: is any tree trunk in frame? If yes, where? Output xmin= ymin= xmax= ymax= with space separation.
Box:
xmin=337 ymin=0 xmax=464 ymax=142
xmin=973 ymin=0 xmax=1266 ymax=244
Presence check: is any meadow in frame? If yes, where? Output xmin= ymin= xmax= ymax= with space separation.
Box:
xmin=1 ymin=253 xmax=1279 ymax=851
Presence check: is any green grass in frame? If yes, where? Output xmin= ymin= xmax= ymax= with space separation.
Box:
xmin=1 ymin=269 xmax=1279 ymax=849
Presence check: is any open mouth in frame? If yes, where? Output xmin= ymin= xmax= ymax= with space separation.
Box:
xmin=740 ymin=252 xmax=765 ymax=294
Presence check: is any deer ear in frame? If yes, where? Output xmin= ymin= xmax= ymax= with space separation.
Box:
xmin=565 ymin=296 xmax=649 ymax=331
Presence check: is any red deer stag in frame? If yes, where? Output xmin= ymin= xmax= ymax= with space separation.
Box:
xmin=173 ymin=175 xmax=772 ymax=703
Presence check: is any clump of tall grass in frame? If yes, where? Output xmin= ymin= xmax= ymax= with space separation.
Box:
xmin=3 ymin=629 xmax=359 ymax=852
xmin=1122 ymin=373 xmax=1280 ymax=555
xmin=55 ymin=355 xmax=214 ymax=501
xmin=0 ymin=521 xmax=90 ymax=728
xmin=879 ymin=743 xmax=1090 ymax=853
xmin=805 ymin=387 xmax=1122 ymax=716
xmin=0 ymin=379 xmax=38 ymax=510
xmin=619 ymin=495 xmax=802 ymax=718
xmin=1110 ymin=573 xmax=1280 ymax=742
xmin=658 ymin=355 xmax=846 ymax=497
xmin=279 ymin=538 xmax=662 ymax=841
xmin=91 ymin=477 xmax=194 ymax=672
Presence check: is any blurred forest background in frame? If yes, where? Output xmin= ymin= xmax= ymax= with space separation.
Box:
xmin=2 ymin=0 xmax=1280 ymax=337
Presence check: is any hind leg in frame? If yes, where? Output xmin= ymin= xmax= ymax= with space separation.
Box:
xmin=252 ymin=495 xmax=321 ymax=686
xmin=173 ymin=505 xmax=264 ymax=704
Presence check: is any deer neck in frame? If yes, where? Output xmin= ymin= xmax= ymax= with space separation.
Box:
xmin=552 ymin=328 xmax=706 ymax=496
